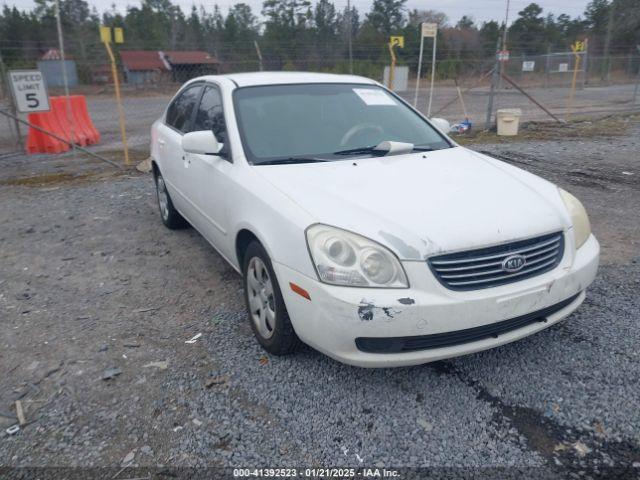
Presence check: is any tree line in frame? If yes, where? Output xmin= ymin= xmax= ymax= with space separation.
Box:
xmin=1 ymin=0 xmax=639 ymax=78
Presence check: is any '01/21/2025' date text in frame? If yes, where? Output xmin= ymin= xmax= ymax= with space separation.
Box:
xmin=233 ymin=468 xmax=401 ymax=478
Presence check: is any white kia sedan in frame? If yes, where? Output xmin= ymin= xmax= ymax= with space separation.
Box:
xmin=150 ymin=72 xmax=599 ymax=367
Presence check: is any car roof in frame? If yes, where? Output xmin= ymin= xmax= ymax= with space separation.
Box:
xmin=198 ymin=71 xmax=378 ymax=88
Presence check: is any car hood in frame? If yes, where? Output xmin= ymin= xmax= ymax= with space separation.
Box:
xmin=254 ymin=147 xmax=569 ymax=260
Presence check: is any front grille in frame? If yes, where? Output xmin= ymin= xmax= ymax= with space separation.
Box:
xmin=428 ymin=232 xmax=565 ymax=291
xmin=355 ymin=292 xmax=581 ymax=353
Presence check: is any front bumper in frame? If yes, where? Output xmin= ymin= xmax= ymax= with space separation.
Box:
xmin=274 ymin=234 xmax=599 ymax=367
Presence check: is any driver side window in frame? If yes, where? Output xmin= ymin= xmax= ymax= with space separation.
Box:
xmin=166 ymin=85 xmax=201 ymax=134
xmin=193 ymin=85 xmax=227 ymax=147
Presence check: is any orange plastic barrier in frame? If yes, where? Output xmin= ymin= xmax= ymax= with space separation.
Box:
xmin=71 ymin=95 xmax=100 ymax=144
xmin=26 ymin=107 xmax=69 ymax=154
xmin=26 ymin=95 xmax=100 ymax=154
xmin=50 ymin=97 xmax=79 ymax=145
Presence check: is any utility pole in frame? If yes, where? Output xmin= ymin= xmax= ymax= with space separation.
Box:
xmin=485 ymin=33 xmax=502 ymax=129
xmin=347 ymin=0 xmax=353 ymax=74
xmin=254 ymin=41 xmax=263 ymax=71
xmin=497 ymin=0 xmax=510 ymax=91
xmin=54 ymin=0 xmax=70 ymax=103
xmin=501 ymin=0 xmax=510 ymax=52
xmin=54 ymin=0 xmax=76 ymax=155
xmin=603 ymin=0 xmax=615 ymax=85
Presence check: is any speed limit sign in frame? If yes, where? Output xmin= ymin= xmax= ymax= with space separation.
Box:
xmin=8 ymin=70 xmax=50 ymax=113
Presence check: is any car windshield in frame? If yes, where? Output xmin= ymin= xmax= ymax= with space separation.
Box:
xmin=233 ymin=83 xmax=451 ymax=164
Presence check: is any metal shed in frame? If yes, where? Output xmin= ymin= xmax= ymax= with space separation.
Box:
xmin=37 ymin=49 xmax=78 ymax=87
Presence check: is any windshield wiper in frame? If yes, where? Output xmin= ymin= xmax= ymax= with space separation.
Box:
xmin=256 ymin=157 xmax=329 ymax=165
xmin=333 ymin=145 xmax=384 ymax=156
xmin=334 ymin=144 xmax=435 ymax=157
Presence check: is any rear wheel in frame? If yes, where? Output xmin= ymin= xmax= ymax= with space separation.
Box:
xmin=154 ymin=170 xmax=188 ymax=229
xmin=243 ymin=241 xmax=301 ymax=355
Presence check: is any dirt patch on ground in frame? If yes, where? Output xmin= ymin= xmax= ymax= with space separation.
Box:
xmin=0 ymin=149 xmax=147 ymax=188
xmin=455 ymin=113 xmax=640 ymax=145
xmin=0 ymin=167 xmax=139 ymax=189
xmin=0 ymin=172 xmax=89 ymax=187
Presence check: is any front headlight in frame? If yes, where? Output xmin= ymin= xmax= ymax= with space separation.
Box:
xmin=306 ymin=224 xmax=409 ymax=288
xmin=559 ymin=188 xmax=591 ymax=249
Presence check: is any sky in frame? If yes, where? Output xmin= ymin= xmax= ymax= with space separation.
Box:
xmin=4 ymin=0 xmax=590 ymax=25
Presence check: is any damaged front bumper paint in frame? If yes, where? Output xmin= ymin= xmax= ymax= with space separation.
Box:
xmin=274 ymin=234 xmax=599 ymax=368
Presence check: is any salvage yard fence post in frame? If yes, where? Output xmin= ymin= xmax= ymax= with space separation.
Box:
xmin=634 ymin=45 xmax=640 ymax=105
xmin=0 ymin=50 xmax=23 ymax=154
xmin=100 ymin=25 xmax=130 ymax=166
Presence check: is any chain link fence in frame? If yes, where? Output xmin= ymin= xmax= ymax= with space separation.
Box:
xmin=1 ymin=45 xmax=640 ymax=158
xmin=417 ymin=52 xmax=640 ymax=128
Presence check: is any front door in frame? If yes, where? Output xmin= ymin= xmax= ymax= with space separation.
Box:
xmin=158 ymin=83 xmax=203 ymax=221
xmin=187 ymin=84 xmax=235 ymax=260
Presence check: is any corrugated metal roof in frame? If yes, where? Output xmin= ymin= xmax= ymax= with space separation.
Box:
xmin=119 ymin=51 xmax=168 ymax=71
xmin=163 ymin=51 xmax=218 ymax=65
xmin=120 ymin=50 xmax=218 ymax=71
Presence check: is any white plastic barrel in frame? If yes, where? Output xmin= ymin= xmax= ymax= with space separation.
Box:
xmin=496 ymin=109 xmax=522 ymax=136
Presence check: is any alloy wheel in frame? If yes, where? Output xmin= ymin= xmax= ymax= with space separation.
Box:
xmin=246 ymin=256 xmax=276 ymax=339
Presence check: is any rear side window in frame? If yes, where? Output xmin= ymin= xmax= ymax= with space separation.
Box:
xmin=193 ymin=86 xmax=227 ymax=145
xmin=166 ymin=85 xmax=201 ymax=133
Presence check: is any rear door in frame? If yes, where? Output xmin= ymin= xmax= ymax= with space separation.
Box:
xmin=188 ymin=84 xmax=235 ymax=259
xmin=156 ymin=83 xmax=203 ymax=220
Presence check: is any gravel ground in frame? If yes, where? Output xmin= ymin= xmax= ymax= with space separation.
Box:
xmin=0 ymin=118 xmax=639 ymax=478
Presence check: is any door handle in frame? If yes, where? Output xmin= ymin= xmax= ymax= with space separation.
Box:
xmin=158 ymin=139 xmax=166 ymax=147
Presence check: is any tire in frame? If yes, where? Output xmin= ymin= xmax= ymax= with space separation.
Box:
xmin=154 ymin=170 xmax=188 ymax=229
xmin=242 ymin=241 xmax=301 ymax=355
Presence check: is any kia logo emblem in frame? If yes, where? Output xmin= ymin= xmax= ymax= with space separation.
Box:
xmin=502 ymin=254 xmax=526 ymax=273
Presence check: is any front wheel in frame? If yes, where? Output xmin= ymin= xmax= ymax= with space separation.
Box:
xmin=243 ymin=241 xmax=301 ymax=355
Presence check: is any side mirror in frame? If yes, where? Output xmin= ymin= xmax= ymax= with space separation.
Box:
xmin=430 ymin=117 xmax=451 ymax=134
xmin=182 ymin=130 xmax=222 ymax=155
